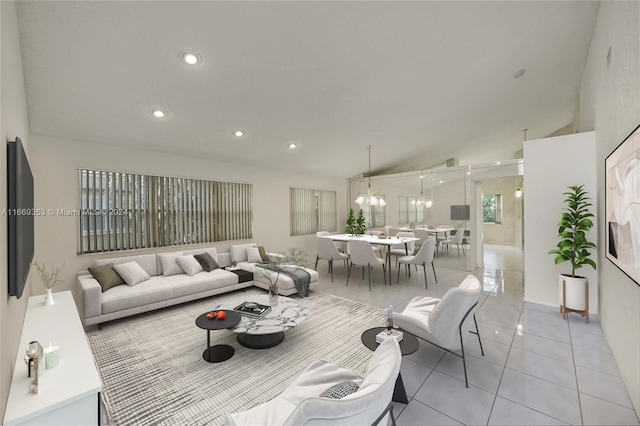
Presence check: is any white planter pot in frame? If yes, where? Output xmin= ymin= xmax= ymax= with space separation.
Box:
xmin=558 ymin=274 xmax=588 ymax=311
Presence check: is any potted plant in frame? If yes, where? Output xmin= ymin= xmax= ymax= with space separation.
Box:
xmin=32 ymin=262 xmax=65 ymax=306
xmin=345 ymin=208 xmax=366 ymax=236
xmin=548 ymin=185 xmax=596 ymax=322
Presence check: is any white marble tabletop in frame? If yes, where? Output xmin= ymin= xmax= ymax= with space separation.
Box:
xmin=219 ymin=294 xmax=307 ymax=335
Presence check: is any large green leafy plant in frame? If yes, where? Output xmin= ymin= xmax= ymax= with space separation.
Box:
xmin=548 ymin=185 xmax=597 ymax=277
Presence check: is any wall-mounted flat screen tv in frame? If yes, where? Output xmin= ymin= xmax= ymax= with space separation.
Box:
xmin=450 ymin=204 xmax=470 ymax=221
xmin=7 ymin=137 xmax=34 ymax=299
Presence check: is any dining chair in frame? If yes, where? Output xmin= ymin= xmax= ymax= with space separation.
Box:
xmin=316 ymin=231 xmax=330 ymax=236
xmin=441 ymin=229 xmax=465 ymax=257
xmin=397 ymin=238 xmax=437 ymax=289
xmin=387 ymin=232 xmax=416 ymax=267
xmin=315 ymin=237 xmax=349 ymax=282
xmin=365 ymin=230 xmax=383 ymax=257
xmin=316 ymin=231 xmax=345 ymax=253
xmin=392 ymin=275 xmax=484 ymax=387
xmin=347 ymin=239 xmax=387 ymax=291
xmin=412 ymin=228 xmax=430 ymax=250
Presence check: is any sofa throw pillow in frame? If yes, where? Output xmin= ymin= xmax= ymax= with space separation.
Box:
xmin=88 ymin=263 xmax=125 ymax=292
xmin=176 ymin=254 xmax=204 ymax=276
xmin=194 ymin=252 xmax=219 ymax=272
xmin=257 ymin=246 xmax=270 ymax=262
xmin=319 ymin=381 xmax=360 ymax=399
xmin=112 ymin=261 xmax=151 ymax=286
xmin=246 ymin=247 xmax=263 ymax=263
xmin=159 ymin=253 xmax=185 ymax=276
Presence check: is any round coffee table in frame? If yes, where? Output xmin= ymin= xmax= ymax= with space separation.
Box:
xmin=195 ymin=310 xmax=241 ymax=363
xmin=219 ymin=295 xmax=307 ymax=349
xmin=361 ymin=326 xmax=419 ymax=404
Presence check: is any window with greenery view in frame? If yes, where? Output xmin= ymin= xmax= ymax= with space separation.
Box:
xmin=78 ymin=169 xmax=252 ymax=254
xmin=483 ymin=194 xmax=503 ymax=224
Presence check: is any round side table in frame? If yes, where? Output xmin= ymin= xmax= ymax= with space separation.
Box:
xmin=195 ymin=310 xmax=241 ymax=363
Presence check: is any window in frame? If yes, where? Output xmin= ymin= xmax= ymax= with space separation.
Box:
xmin=483 ymin=194 xmax=503 ymax=224
xmin=78 ymin=169 xmax=252 ymax=254
xmin=290 ymin=188 xmax=337 ymax=236
xmin=398 ymin=196 xmax=423 ymax=225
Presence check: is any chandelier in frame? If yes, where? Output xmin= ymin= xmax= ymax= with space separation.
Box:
xmin=410 ymin=172 xmax=433 ymax=208
xmin=355 ymin=145 xmax=387 ymax=207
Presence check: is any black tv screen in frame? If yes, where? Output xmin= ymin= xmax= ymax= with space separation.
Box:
xmin=451 ymin=205 xmax=470 ymax=221
xmin=7 ymin=137 xmax=34 ymax=299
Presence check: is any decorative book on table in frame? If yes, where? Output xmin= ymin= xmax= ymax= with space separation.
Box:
xmin=234 ymin=301 xmax=271 ymax=319
xmin=376 ymin=329 xmax=404 ymax=343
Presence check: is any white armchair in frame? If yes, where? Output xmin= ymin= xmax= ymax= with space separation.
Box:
xmin=315 ymin=236 xmax=349 ymax=282
xmin=224 ymin=338 xmax=402 ymax=426
xmin=392 ymin=275 xmax=484 ymax=387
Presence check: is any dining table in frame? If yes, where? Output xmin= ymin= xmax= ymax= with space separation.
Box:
xmin=327 ymin=234 xmax=420 ymax=285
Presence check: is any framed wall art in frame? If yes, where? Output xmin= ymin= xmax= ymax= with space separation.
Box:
xmin=605 ymin=123 xmax=640 ymax=286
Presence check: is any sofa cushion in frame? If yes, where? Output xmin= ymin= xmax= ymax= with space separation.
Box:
xmin=163 ymin=269 xmax=239 ymax=298
xmin=88 ymin=263 xmax=125 ymax=292
xmin=246 ymin=247 xmax=263 ymax=263
xmin=93 ymin=253 xmax=158 ymax=277
xmin=257 ymin=246 xmax=270 ymax=261
xmin=159 ymin=253 xmax=185 ymax=276
xmin=176 ymin=254 xmax=204 ymax=276
xmin=112 ymin=261 xmax=151 ymax=286
xmin=231 ymin=243 xmax=257 ymax=263
xmin=194 ymin=252 xmax=219 ymax=272
xmin=101 ymin=276 xmax=173 ymax=314
xmin=183 ymin=247 xmax=219 ymax=263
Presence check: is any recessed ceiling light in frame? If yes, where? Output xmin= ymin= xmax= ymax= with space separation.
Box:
xmin=439 ymin=180 xmax=444 ymax=184
xmin=289 ymin=143 xmax=297 ymax=149
xmin=182 ymin=51 xmax=201 ymax=65
xmin=234 ymin=130 xmax=245 ymax=137
xmin=151 ymin=109 xmax=168 ymax=118
xmin=495 ymin=161 xmax=501 ymax=165
xmin=513 ymin=69 xmax=525 ymax=79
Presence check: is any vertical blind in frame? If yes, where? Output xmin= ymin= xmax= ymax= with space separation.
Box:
xmin=78 ymin=169 xmax=252 ymax=254
xmin=290 ymin=188 xmax=337 ymax=236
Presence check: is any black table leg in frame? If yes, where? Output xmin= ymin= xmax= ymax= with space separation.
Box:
xmin=392 ymin=372 xmax=409 ymax=404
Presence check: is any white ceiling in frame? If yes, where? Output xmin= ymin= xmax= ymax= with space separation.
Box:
xmin=15 ymin=1 xmax=599 ymax=180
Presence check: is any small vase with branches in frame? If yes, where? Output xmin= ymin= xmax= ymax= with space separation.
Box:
xmin=253 ymin=248 xmax=307 ymax=305
xmin=32 ymin=262 xmax=65 ymax=306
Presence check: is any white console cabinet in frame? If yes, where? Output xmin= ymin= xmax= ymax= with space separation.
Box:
xmin=3 ymin=291 xmax=102 ymax=425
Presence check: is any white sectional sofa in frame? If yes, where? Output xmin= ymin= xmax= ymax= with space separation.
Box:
xmin=78 ymin=243 xmax=319 ymax=326
xmin=230 ymin=243 xmax=319 ymax=296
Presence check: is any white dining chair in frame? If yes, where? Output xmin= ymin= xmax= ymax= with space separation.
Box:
xmin=387 ymin=232 xmax=416 ymax=267
xmin=365 ymin=230 xmax=383 ymax=257
xmin=315 ymin=237 xmax=349 ymax=282
xmin=412 ymin=228 xmax=430 ymax=251
xmin=397 ymin=238 xmax=437 ymax=289
xmin=441 ymin=229 xmax=465 ymax=257
xmin=347 ymin=239 xmax=386 ymax=291
xmin=392 ymin=275 xmax=484 ymax=388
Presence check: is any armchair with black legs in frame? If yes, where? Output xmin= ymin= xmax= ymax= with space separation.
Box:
xmin=392 ymin=274 xmax=484 ymax=388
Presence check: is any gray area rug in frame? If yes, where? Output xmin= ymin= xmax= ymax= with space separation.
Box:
xmin=86 ymin=288 xmax=384 ymax=425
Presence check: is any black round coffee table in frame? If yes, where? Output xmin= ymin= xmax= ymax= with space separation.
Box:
xmin=195 ymin=310 xmax=241 ymax=363
xmin=361 ymin=327 xmax=419 ymax=404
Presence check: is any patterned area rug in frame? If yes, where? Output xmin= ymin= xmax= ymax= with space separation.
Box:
xmin=86 ymin=288 xmax=384 ymax=425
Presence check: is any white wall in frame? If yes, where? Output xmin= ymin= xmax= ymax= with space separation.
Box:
xmin=523 ymin=132 xmax=597 ymax=310
xmin=29 ymin=134 xmax=346 ymax=308
xmin=578 ymin=1 xmax=640 ymax=415
xmin=0 ymin=1 xmax=32 ymax=420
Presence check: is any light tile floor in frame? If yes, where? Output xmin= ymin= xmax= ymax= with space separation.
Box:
xmin=314 ymin=244 xmax=640 ymax=426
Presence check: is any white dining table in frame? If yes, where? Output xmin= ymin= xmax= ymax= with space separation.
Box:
xmin=327 ymin=234 xmax=420 ymax=285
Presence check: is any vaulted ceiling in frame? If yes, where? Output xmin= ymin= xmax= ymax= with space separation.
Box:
xmin=16 ymin=1 xmax=599 ymax=179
